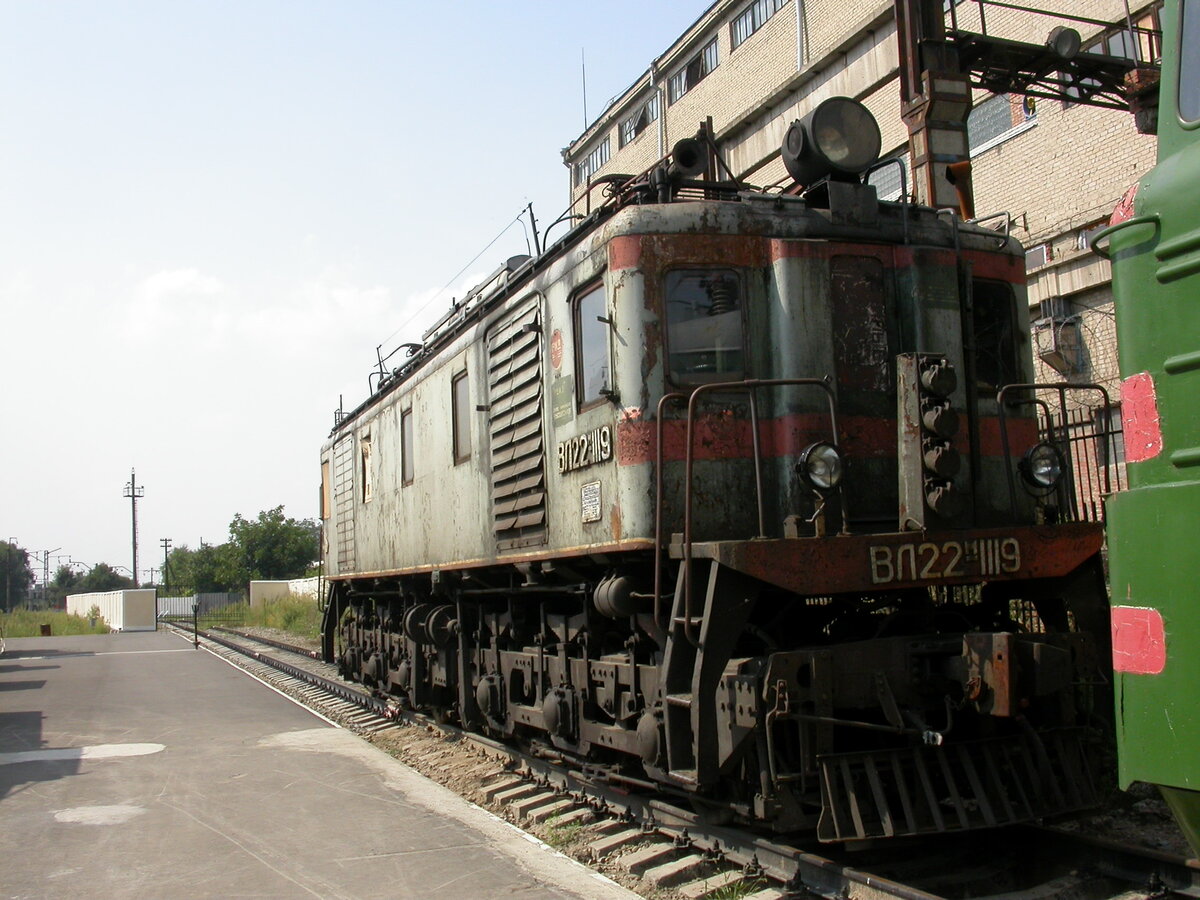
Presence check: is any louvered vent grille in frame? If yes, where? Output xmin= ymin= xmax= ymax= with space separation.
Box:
xmin=488 ymin=299 xmax=548 ymax=550
xmin=332 ymin=434 xmax=356 ymax=570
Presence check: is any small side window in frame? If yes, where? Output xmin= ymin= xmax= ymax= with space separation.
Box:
xmin=574 ymin=282 xmax=611 ymax=408
xmin=360 ymin=433 xmax=373 ymax=503
xmin=664 ymin=269 xmax=745 ymax=385
xmin=401 ymin=408 xmax=414 ymax=485
xmin=452 ymin=371 xmax=471 ymax=463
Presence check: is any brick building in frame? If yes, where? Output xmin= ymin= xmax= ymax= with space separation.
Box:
xmin=562 ymin=0 xmax=1160 ymax=509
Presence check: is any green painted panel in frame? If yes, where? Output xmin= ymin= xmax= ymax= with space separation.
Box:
xmin=1108 ymin=481 xmax=1200 ymax=791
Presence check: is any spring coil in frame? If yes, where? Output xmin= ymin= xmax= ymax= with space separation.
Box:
xmin=703 ymin=276 xmax=738 ymax=315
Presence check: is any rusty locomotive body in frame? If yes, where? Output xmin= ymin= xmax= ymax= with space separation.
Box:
xmin=320 ymin=102 xmax=1109 ymax=842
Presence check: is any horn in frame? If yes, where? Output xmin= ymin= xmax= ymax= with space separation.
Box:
xmin=668 ymin=138 xmax=707 ymax=180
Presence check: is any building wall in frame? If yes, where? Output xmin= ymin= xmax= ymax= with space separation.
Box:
xmin=562 ymin=0 xmax=1161 ymax=447
xmin=249 ymin=577 xmax=320 ymax=608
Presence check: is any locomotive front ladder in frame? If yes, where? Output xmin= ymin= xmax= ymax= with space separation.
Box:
xmin=652 ymin=378 xmax=845 ymax=786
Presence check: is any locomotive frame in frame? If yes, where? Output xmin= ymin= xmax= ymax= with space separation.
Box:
xmin=320 ymin=99 xmax=1112 ymax=843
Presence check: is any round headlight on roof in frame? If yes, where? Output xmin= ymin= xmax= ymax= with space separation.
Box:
xmin=1020 ymin=442 xmax=1065 ymax=489
xmin=797 ymin=442 xmax=844 ymax=492
xmin=782 ymin=96 xmax=883 ymax=186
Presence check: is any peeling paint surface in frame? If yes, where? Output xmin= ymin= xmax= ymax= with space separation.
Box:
xmin=1121 ymin=371 xmax=1164 ymax=462
xmin=1112 ymin=605 xmax=1168 ymax=675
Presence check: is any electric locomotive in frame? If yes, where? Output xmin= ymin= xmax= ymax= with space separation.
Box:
xmin=1095 ymin=0 xmax=1200 ymax=857
xmin=320 ymin=97 xmax=1110 ymax=842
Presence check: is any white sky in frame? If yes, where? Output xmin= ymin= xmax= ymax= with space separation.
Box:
xmin=0 ymin=1 xmax=702 ymax=581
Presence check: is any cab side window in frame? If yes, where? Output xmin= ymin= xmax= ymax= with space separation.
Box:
xmin=1181 ymin=0 xmax=1200 ymax=122
xmin=664 ymin=268 xmax=745 ymax=385
xmin=574 ymin=282 xmax=611 ymax=408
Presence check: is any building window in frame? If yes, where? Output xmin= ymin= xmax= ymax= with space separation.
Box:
xmin=1065 ymin=8 xmax=1162 ymax=107
xmin=360 ymin=432 xmax=373 ymax=503
xmin=967 ymin=94 xmax=1035 ymax=155
xmin=731 ymin=0 xmax=787 ymax=50
xmin=866 ymin=154 xmax=909 ymax=201
xmin=619 ymin=93 xmax=660 ymax=147
xmin=574 ymin=282 xmax=610 ymax=408
xmin=664 ymin=269 xmax=745 ymax=385
xmin=574 ymin=137 xmax=610 ymax=187
xmin=401 ymin=408 xmax=414 ymax=485
xmin=452 ymin=371 xmax=471 ymax=463
xmin=668 ymin=38 xmax=719 ymax=104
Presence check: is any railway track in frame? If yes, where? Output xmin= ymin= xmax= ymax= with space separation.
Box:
xmin=167 ymin=622 xmax=1200 ymax=900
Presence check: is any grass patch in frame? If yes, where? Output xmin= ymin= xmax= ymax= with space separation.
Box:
xmin=707 ymin=876 xmax=766 ymax=899
xmin=184 ymin=593 xmax=322 ymax=642
xmin=541 ymin=816 xmax=586 ymax=850
xmin=247 ymin=593 xmax=322 ymax=639
xmin=0 ymin=609 xmax=111 ymax=638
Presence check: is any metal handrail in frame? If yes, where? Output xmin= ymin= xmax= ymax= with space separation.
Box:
xmin=653 ymin=392 xmax=689 ymax=631
xmin=676 ymin=378 xmax=843 ymax=647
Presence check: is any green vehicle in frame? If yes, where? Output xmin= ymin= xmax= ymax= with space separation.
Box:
xmin=1095 ymin=0 xmax=1200 ymax=857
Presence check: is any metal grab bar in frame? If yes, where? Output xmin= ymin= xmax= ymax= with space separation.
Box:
xmin=653 ymin=392 xmax=689 ymax=632
xmin=1089 ymin=213 xmax=1159 ymax=260
xmin=675 ymin=378 xmax=843 ymax=647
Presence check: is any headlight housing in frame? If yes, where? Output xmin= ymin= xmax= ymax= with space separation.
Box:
xmin=1020 ymin=442 xmax=1065 ymax=489
xmin=781 ymin=97 xmax=882 ymax=185
xmin=798 ymin=442 xmax=844 ymax=492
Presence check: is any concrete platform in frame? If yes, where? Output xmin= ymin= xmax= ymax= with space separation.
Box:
xmin=0 ymin=630 xmax=640 ymax=899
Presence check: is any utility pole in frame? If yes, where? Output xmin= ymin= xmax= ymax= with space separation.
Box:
xmin=160 ymin=537 xmax=172 ymax=592
xmin=4 ymin=537 xmax=14 ymax=613
xmin=124 ymin=469 xmax=144 ymax=588
xmin=41 ymin=548 xmax=59 ymax=608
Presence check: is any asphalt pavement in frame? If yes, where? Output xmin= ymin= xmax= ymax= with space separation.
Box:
xmin=0 ymin=629 xmax=640 ymax=899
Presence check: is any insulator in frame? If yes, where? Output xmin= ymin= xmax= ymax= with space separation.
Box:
xmin=921 ymin=400 xmax=959 ymax=439
xmin=923 ymin=441 xmax=961 ymax=478
xmin=925 ymin=480 xmax=965 ymax=517
xmin=920 ymin=359 xmax=957 ymax=397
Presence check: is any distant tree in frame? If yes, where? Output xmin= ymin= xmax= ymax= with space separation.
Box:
xmin=77 ymin=563 xmax=135 ymax=594
xmin=46 ymin=564 xmax=83 ymax=609
xmin=228 ymin=506 xmax=318 ymax=582
xmin=160 ymin=507 xmax=317 ymax=595
xmin=163 ymin=542 xmax=246 ymax=593
xmin=0 ymin=540 xmax=35 ymax=611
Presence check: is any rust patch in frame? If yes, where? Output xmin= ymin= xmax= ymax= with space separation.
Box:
xmin=609 ymin=235 xmax=642 ymax=271
xmin=616 ymin=412 xmax=1036 ymax=467
xmin=609 ymin=501 xmax=623 ymax=541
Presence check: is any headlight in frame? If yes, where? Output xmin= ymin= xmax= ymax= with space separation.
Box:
xmin=798 ymin=442 xmax=843 ymax=492
xmin=782 ymin=97 xmax=883 ymax=185
xmin=1020 ymin=442 xmax=1064 ymax=489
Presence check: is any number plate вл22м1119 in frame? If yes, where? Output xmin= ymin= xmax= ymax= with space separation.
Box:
xmin=869 ymin=537 xmax=1021 ymax=585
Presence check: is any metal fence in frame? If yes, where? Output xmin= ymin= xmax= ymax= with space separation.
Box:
xmin=157 ymin=591 xmax=247 ymax=626
xmin=1034 ymin=391 xmax=1127 ymax=523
